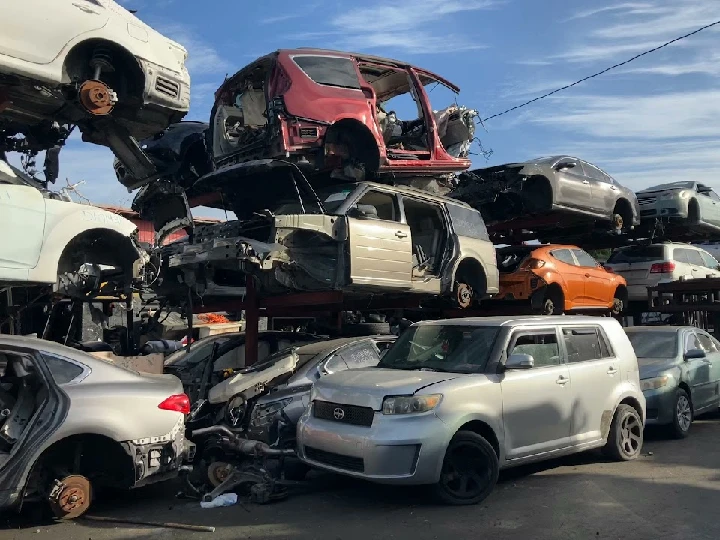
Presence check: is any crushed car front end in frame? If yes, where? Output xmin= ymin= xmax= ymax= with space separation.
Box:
xmin=637 ymin=188 xmax=693 ymax=221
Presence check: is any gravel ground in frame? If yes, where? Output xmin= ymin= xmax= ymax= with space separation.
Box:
xmin=3 ymin=414 xmax=720 ymax=540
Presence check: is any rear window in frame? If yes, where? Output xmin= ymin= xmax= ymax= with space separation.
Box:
xmin=607 ymin=246 xmax=664 ymax=263
xmin=626 ymin=331 xmax=677 ymax=359
xmin=292 ymin=56 xmax=361 ymax=89
xmin=446 ymin=203 xmax=489 ymax=240
xmin=497 ymin=249 xmax=532 ymax=273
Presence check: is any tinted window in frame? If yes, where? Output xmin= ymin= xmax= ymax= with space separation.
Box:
xmin=352 ymin=190 xmax=398 ymax=221
xmin=573 ymin=249 xmax=599 ymax=267
xmin=626 ymin=331 xmax=678 ymax=359
xmin=562 ymin=327 xmax=609 ymax=363
xmin=607 ymin=246 xmax=664 ymax=263
xmin=446 ymin=203 xmax=489 ymax=240
xmin=551 ymin=249 xmax=576 ymax=265
xmin=338 ymin=342 xmax=381 ymax=369
xmin=699 ymin=250 xmax=718 ymax=269
xmin=292 ymin=56 xmax=361 ymax=89
xmin=379 ymin=325 xmax=500 ymax=373
xmin=509 ymin=332 xmax=560 ymax=367
xmin=43 ymin=354 xmax=84 ymax=384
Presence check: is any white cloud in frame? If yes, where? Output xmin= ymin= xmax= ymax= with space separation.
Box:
xmin=563 ymin=3 xmax=657 ymax=21
xmin=157 ymin=23 xmax=231 ymax=77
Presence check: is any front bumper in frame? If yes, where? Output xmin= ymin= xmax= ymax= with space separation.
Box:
xmin=638 ymin=200 xmax=688 ymax=220
xmin=139 ymin=58 xmax=191 ymax=113
xmin=642 ymin=386 xmax=677 ymax=426
xmin=296 ymin=407 xmax=451 ymax=485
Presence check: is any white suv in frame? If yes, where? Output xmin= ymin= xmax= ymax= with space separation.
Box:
xmin=605 ymin=243 xmax=720 ymax=303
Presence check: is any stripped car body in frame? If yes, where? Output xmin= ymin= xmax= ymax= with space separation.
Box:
xmin=0 ymin=335 xmax=192 ymax=518
xmin=636 ymin=181 xmax=720 ymax=235
xmin=202 ymin=49 xmax=475 ymax=184
xmin=0 ymin=0 xmax=190 ymax=186
xmin=451 ymin=156 xmax=640 ymax=240
xmin=154 ymin=171 xmax=498 ymax=308
xmin=0 ymin=159 xmax=146 ymax=297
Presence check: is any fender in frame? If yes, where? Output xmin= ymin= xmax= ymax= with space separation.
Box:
xmin=28 ymin=203 xmax=138 ymax=284
xmin=450 ymin=247 xmax=499 ymax=295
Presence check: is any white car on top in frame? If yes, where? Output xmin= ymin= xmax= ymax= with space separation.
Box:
xmin=0 ymin=159 xmax=146 ymax=295
xmin=0 ymin=0 xmax=190 ymax=184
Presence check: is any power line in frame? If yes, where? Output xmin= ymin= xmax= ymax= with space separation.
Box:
xmin=482 ymin=18 xmax=720 ymax=122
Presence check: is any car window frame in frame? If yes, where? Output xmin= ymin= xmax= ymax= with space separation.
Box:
xmin=290 ymin=54 xmax=363 ymax=90
xmin=684 ymin=249 xmax=706 ymax=267
xmin=685 ymin=331 xmax=703 ymax=353
xmin=336 ymin=339 xmax=382 ymax=370
xmin=341 ymin=186 xmax=402 ymax=223
xmin=506 ymin=327 xmax=564 ymax=369
xmin=571 ymin=248 xmax=600 ymax=268
xmin=696 ymin=331 xmax=718 ymax=353
xmin=41 ymin=352 xmax=90 ymax=386
xmin=699 ymin=250 xmax=719 ymax=269
xmin=550 ymin=248 xmax=577 ymax=266
xmin=560 ymin=326 xmax=615 ymax=364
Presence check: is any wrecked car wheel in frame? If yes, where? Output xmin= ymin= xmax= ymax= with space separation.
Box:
xmin=539 ymin=289 xmax=564 ymax=315
xmin=602 ymin=404 xmax=643 ymax=461
xmin=611 ymin=297 xmax=624 ymax=316
xmin=207 ymin=461 xmax=235 ymax=487
xmin=48 ymin=475 xmax=92 ymax=520
xmin=454 ymin=282 xmax=474 ymax=309
xmin=433 ymin=431 xmax=498 ymax=505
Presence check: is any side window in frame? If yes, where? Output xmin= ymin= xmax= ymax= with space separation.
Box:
xmin=291 ymin=55 xmax=361 ymax=89
xmin=697 ymin=333 xmax=718 ymax=353
xmin=351 ymin=190 xmax=399 ymax=222
xmin=323 ymin=353 xmax=348 ymax=374
xmin=572 ymin=249 xmax=599 ymax=268
xmin=550 ymin=249 xmax=576 ymax=266
xmin=43 ymin=353 xmax=85 ymax=385
xmin=581 ymin=162 xmax=604 ymax=181
xmin=338 ymin=342 xmax=381 ymax=369
xmin=562 ymin=327 xmax=609 ymax=363
xmin=709 ymin=191 xmax=720 ymax=202
xmin=700 ymin=251 xmax=718 ymax=269
xmin=672 ymin=248 xmax=691 ymax=264
xmin=685 ymin=249 xmax=706 ymax=267
xmin=685 ymin=333 xmax=702 ymax=353
xmin=446 ymin=203 xmax=489 ymax=241
xmin=509 ymin=331 xmax=560 ymax=368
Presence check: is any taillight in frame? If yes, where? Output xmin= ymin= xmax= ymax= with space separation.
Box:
xmin=650 ymin=262 xmax=676 ymax=273
xmin=159 ymin=394 xmax=191 ymax=414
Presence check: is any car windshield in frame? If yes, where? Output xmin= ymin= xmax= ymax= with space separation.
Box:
xmin=646 ymin=181 xmax=695 ymax=191
xmin=378 ymin=324 xmax=499 ymax=373
xmin=273 ymin=185 xmax=357 ymax=215
xmin=626 ymin=331 xmax=678 ymax=359
xmin=607 ymin=246 xmax=664 ymax=264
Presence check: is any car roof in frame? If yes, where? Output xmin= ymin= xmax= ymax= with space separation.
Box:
xmin=415 ymin=316 xmax=615 ymax=327
xmin=360 ymin=181 xmax=476 ymax=208
xmin=624 ymin=326 xmax=692 ymax=333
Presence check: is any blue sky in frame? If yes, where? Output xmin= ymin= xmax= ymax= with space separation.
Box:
xmin=38 ymin=0 xmax=720 ymax=216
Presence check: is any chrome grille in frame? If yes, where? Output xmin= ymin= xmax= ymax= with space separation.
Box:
xmin=313 ymin=400 xmax=374 ymax=427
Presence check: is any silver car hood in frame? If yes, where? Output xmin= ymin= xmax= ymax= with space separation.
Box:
xmin=312 ymin=368 xmax=460 ymax=410
xmin=208 ymin=355 xmax=296 ymax=404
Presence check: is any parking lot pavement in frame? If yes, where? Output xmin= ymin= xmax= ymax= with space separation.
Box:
xmin=3 ymin=414 xmax=720 ymax=540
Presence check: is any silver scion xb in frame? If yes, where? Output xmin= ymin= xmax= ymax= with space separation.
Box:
xmin=297 ymin=316 xmax=645 ymax=505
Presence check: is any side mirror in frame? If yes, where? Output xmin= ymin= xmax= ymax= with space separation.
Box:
xmin=555 ymin=162 xmax=575 ymax=171
xmin=505 ymin=353 xmax=535 ymax=370
xmin=685 ymin=348 xmax=706 ymax=360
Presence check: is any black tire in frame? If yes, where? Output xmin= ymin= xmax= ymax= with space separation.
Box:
xmin=283 ymin=460 xmax=311 ymax=481
xmin=433 ymin=431 xmax=499 ymax=505
xmin=668 ymin=388 xmax=693 ymax=439
xmin=602 ymin=404 xmax=643 ymax=461
xmin=343 ymin=322 xmax=391 ymax=337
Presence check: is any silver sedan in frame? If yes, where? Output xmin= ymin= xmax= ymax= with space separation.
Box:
xmin=0 ymin=335 xmax=192 ymax=519
xmin=636 ymin=181 xmax=720 ymax=232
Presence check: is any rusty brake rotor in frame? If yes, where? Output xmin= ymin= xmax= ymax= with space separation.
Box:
xmin=48 ymin=475 xmax=92 ymax=520
xmin=78 ymin=80 xmax=118 ymax=116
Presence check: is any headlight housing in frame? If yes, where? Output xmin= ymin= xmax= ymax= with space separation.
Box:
xmin=641 ymin=375 xmax=670 ymax=391
xmin=382 ymin=394 xmax=442 ymax=415
xmin=250 ymin=398 xmax=293 ymax=427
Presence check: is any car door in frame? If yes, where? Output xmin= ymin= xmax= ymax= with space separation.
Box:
xmin=683 ymin=331 xmax=715 ymax=409
xmin=553 ymin=157 xmax=590 ymax=210
xmin=584 ymin=164 xmax=616 ymax=215
xmin=572 ymin=248 xmax=613 ymax=306
xmin=0 ymin=183 xmax=46 ymax=271
xmin=500 ymin=328 xmax=572 ymax=459
xmin=0 ymin=1 xmax=108 ymax=65
xmin=345 ymin=188 xmax=413 ymax=289
xmin=704 ymin=190 xmax=720 ymax=228
xmin=698 ymin=249 xmax=720 ymax=278
xmin=670 ymin=247 xmax=699 ymax=280
xmin=694 ymin=331 xmax=720 ymax=407
xmin=561 ymin=326 xmax=619 ymax=445
xmin=548 ymin=248 xmax=586 ymax=307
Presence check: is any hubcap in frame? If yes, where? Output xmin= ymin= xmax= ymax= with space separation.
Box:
xmin=676 ymin=395 xmax=692 ymax=432
xmin=440 ymin=442 xmax=491 ymax=500
xmin=619 ymin=413 xmax=642 ymax=456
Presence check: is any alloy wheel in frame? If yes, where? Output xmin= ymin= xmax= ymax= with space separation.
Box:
xmin=676 ymin=394 xmax=692 ymax=433
xmin=619 ymin=413 xmax=642 ymax=457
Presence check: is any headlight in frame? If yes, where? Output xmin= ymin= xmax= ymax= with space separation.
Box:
xmin=641 ymin=375 xmax=669 ymax=391
xmin=382 ymin=394 xmax=442 ymax=415
xmin=250 ymin=398 xmax=293 ymax=426
xmin=679 ymin=191 xmax=690 ymax=199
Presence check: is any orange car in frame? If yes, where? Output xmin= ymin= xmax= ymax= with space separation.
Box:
xmin=495 ymin=245 xmax=628 ymax=315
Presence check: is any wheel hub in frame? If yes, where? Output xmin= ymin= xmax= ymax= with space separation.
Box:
xmin=48 ymin=475 xmax=92 ymax=519
xmin=456 ymin=283 xmax=473 ymax=309
xmin=207 ymin=461 xmax=234 ymax=487
xmin=79 ymin=79 xmax=118 ymax=116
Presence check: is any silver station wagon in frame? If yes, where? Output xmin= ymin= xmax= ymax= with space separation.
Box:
xmin=297 ymin=316 xmax=645 ymax=505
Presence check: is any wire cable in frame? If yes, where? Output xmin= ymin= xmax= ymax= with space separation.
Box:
xmin=482 ymin=19 xmax=720 ymax=122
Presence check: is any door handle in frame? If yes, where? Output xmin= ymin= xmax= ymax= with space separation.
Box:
xmin=395 ymin=231 xmax=407 ymax=238
xmin=610 ymin=186 xmax=618 ymax=191
xmin=556 ymin=375 xmax=569 ymax=385
xmin=582 ymin=180 xmax=590 ymax=185
xmin=585 ymin=273 xmax=590 ymax=278
xmin=607 ymin=367 xmax=618 ymax=375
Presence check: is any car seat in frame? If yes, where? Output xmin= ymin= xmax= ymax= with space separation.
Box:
xmin=412 ymin=217 xmax=440 ymax=273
